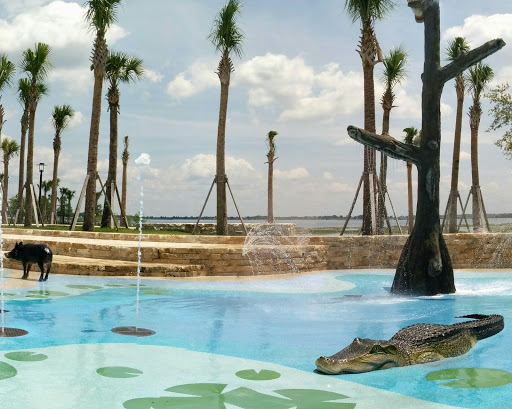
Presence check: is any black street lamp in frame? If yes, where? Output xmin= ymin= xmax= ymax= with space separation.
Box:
xmin=38 ymin=162 xmax=45 ymax=206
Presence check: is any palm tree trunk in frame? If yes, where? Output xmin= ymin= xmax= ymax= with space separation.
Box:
xmin=447 ymin=78 xmax=465 ymax=233
xmin=470 ymin=101 xmax=482 ymax=232
xmin=101 ymin=98 xmax=118 ymax=228
xmin=50 ymin=150 xmax=59 ymax=224
xmin=24 ymin=106 xmax=36 ymax=227
xmin=83 ymin=69 xmax=104 ymax=231
xmin=360 ymin=23 xmax=378 ymax=236
xmin=17 ymin=110 xmax=28 ymax=223
xmin=406 ymin=162 xmax=414 ymax=234
xmin=2 ymin=154 xmax=8 ymax=221
xmin=122 ymin=158 xmax=128 ymax=228
xmin=215 ymin=52 xmax=231 ymax=236
xmin=378 ymin=104 xmax=391 ymax=234
xmin=267 ymin=154 xmax=274 ymax=223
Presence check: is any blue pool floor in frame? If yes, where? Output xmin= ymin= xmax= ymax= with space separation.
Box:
xmin=0 ymin=270 xmax=511 ymax=409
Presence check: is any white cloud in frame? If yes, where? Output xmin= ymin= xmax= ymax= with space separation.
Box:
xmin=0 ymin=1 xmax=127 ymax=55
xmin=460 ymin=151 xmax=471 ymax=161
xmin=49 ymin=67 xmax=92 ymax=95
xmin=170 ymin=154 xmax=255 ymax=182
xmin=274 ymin=167 xmax=310 ymax=181
xmin=444 ymin=14 xmax=512 ymax=47
xmin=167 ymin=62 xmax=217 ymax=98
xmin=145 ymin=69 xmax=164 ymax=83
xmin=323 ymin=172 xmax=334 ymax=180
xmin=0 ymin=0 xmax=51 ymax=15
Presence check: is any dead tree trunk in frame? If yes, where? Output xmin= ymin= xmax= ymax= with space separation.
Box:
xmin=347 ymin=1 xmax=505 ymax=296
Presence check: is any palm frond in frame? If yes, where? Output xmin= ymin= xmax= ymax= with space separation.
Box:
xmin=84 ymin=0 xmax=123 ymax=31
xmin=466 ymin=62 xmax=494 ymax=101
xmin=344 ymin=0 xmax=395 ymax=24
xmin=20 ymin=43 xmax=52 ymax=82
xmin=1 ymin=138 xmax=20 ymax=157
xmin=381 ymin=45 xmax=407 ymax=87
xmin=106 ymin=51 xmax=145 ymax=86
xmin=52 ymin=104 xmax=75 ymax=133
xmin=0 ymin=54 xmax=15 ymax=93
xmin=403 ymin=126 xmax=418 ymax=145
xmin=445 ymin=36 xmax=471 ymax=63
xmin=208 ymin=0 xmax=244 ymax=59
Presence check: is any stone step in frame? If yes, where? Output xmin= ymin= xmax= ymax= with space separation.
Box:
xmin=3 ymin=254 xmax=206 ymax=278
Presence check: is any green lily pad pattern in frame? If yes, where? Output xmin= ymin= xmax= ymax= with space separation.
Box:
xmin=66 ymin=285 xmax=103 ymax=290
xmin=426 ymin=368 xmax=512 ymax=389
xmin=123 ymin=382 xmax=355 ymax=409
xmin=97 ymin=366 xmax=144 ymax=378
xmin=140 ymin=288 xmax=173 ymax=296
xmin=0 ymin=362 xmax=17 ymax=381
xmin=26 ymin=290 xmax=70 ymax=299
xmin=5 ymin=351 xmax=48 ymax=362
xmin=235 ymin=369 xmax=281 ymax=381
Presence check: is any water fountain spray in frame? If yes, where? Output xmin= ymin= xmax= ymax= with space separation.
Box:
xmin=112 ymin=153 xmax=155 ymax=338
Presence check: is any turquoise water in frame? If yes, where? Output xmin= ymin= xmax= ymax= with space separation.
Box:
xmin=1 ymin=271 xmax=511 ymax=408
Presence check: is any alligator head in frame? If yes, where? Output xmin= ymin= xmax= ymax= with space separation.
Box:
xmin=315 ymin=337 xmax=401 ymax=374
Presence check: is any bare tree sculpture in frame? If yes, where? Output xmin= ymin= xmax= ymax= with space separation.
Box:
xmin=347 ymin=0 xmax=505 ymax=295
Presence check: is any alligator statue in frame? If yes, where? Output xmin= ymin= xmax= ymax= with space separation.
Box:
xmin=315 ymin=314 xmax=504 ymax=375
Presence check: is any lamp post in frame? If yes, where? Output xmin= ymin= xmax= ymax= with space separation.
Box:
xmin=38 ymin=163 xmax=45 ymax=207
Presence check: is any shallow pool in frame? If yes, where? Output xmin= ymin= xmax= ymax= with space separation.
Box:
xmin=0 ymin=271 xmax=511 ymax=409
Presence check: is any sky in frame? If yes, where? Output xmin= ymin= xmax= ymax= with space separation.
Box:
xmin=0 ymin=0 xmax=510 ymax=219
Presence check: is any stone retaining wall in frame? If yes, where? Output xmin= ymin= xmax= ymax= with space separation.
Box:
xmin=142 ymin=223 xmax=296 ymax=236
xmin=2 ymin=229 xmax=511 ymax=276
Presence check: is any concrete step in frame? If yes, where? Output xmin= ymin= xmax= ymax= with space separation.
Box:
xmin=3 ymin=254 xmax=206 ymax=278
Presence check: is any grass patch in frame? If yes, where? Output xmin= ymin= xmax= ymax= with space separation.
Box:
xmin=3 ymin=225 xmax=189 ymax=235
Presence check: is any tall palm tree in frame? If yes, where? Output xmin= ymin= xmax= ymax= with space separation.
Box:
xmin=82 ymin=0 xmax=123 ymax=231
xmin=41 ymin=179 xmax=53 ymax=222
xmin=101 ymin=51 xmax=144 ymax=228
xmin=266 ymin=130 xmax=277 ymax=223
xmin=445 ymin=37 xmax=471 ymax=233
xmin=378 ymin=46 xmax=407 ymax=234
xmin=403 ymin=126 xmax=418 ymax=234
xmin=466 ymin=62 xmax=494 ymax=232
xmin=121 ymin=135 xmax=129 ymax=227
xmin=0 ymin=54 xmax=15 ymax=146
xmin=50 ymin=104 xmax=75 ymax=224
xmin=15 ymin=79 xmax=47 ymax=224
xmin=209 ymin=0 xmax=244 ymax=236
xmin=20 ymin=42 xmax=52 ymax=227
xmin=1 ymin=138 xmax=19 ymax=221
xmin=344 ymin=0 xmax=394 ymax=235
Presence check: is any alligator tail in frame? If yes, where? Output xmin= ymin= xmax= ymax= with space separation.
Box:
xmin=456 ymin=314 xmax=504 ymax=340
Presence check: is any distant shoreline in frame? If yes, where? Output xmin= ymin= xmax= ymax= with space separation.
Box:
xmin=145 ymin=214 xmax=512 ymax=221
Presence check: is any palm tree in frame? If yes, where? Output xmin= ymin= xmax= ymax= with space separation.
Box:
xmin=209 ymin=0 xmax=244 ymax=235
xmin=266 ymin=131 xmax=277 ymax=223
xmin=466 ymin=62 xmax=494 ymax=232
xmin=20 ymin=42 xmax=52 ymax=227
xmin=121 ymin=135 xmax=129 ymax=227
xmin=344 ymin=0 xmax=394 ymax=235
xmin=82 ymin=0 xmax=123 ymax=232
xmin=50 ymin=104 xmax=75 ymax=224
xmin=15 ymin=79 xmax=47 ymax=224
xmin=41 ymin=179 xmax=53 ymax=222
xmin=0 ymin=54 xmax=15 ymax=146
xmin=403 ymin=126 xmax=418 ymax=234
xmin=1 ymin=138 xmax=19 ymax=221
xmin=101 ymin=51 xmax=144 ymax=228
xmin=378 ymin=46 xmax=407 ymax=234
xmin=445 ymin=37 xmax=471 ymax=233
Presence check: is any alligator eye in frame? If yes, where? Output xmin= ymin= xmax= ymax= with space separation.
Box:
xmin=370 ymin=345 xmax=384 ymax=354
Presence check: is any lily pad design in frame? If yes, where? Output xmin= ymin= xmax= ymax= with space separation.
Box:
xmin=235 ymin=369 xmax=281 ymax=381
xmin=105 ymin=284 xmax=124 ymax=287
xmin=66 ymin=285 xmax=103 ymax=290
xmin=129 ymin=284 xmax=147 ymax=287
xmin=140 ymin=288 xmax=173 ymax=296
xmin=0 ymin=362 xmax=17 ymax=381
xmin=5 ymin=351 xmax=48 ymax=362
xmin=124 ymin=383 xmax=355 ymax=409
xmin=26 ymin=290 xmax=70 ymax=299
xmin=426 ymin=368 xmax=512 ymax=389
xmin=97 ymin=366 xmax=143 ymax=379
